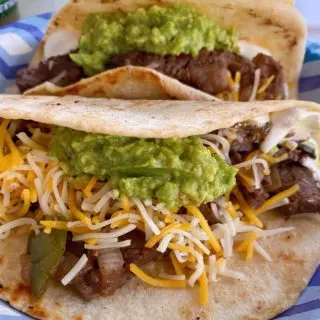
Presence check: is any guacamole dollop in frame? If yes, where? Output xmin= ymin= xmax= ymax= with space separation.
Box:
xmin=50 ymin=127 xmax=237 ymax=208
xmin=70 ymin=5 xmax=239 ymax=76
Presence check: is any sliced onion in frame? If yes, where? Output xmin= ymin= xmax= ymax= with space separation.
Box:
xmin=97 ymin=248 xmax=126 ymax=296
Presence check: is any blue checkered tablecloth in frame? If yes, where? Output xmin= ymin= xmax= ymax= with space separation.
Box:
xmin=0 ymin=13 xmax=319 ymax=320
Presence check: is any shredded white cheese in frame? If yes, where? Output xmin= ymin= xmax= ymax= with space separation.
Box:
xmin=132 ymin=198 xmax=160 ymax=235
xmin=157 ymin=234 xmax=175 ymax=253
xmin=188 ymin=251 xmax=204 ymax=287
xmin=73 ymin=224 xmax=136 ymax=241
xmin=172 ymin=230 xmax=210 ymax=255
xmin=201 ymin=134 xmax=231 ymax=163
xmin=253 ymin=241 xmax=272 ymax=262
xmin=201 ymin=138 xmax=226 ymax=161
xmin=0 ymin=218 xmax=36 ymax=235
xmin=249 ymin=68 xmax=261 ymax=101
xmin=235 ymin=158 xmax=269 ymax=174
xmin=61 ymin=254 xmax=88 ymax=286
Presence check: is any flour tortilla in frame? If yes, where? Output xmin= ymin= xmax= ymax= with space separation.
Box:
xmin=0 ymin=95 xmax=319 ymax=319
xmin=25 ymin=0 xmax=306 ymax=100
xmin=0 ymin=95 xmax=319 ymax=138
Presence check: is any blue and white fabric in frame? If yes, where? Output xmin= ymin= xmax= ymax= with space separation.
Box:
xmin=0 ymin=13 xmax=320 ymax=320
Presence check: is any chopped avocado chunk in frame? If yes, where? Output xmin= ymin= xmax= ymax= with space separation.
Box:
xmin=30 ymin=230 xmax=67 ymax=298
xmin=70 ymin=5 xmax=239 ymax=75
xmin=50 ymin=127 xmax=238 ymax=208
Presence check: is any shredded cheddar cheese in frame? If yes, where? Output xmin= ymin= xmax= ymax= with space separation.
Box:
xmin=226 ymin=202 xmax=238 ymax=219
xmin=15 ymin=189 xmax=31 ymax=218
xmin=238 ymin=171 xmax=255 ymax=188
xmin=199 ymin=270 xmax=208 ymax=306
xmin=40 ymin=221 xmax=68 ymax=230
xmin=170 ymin=252 xmax=184 ymax=275
xmin=68 ymin=188 xmax=91 ymax=226
xmin=168 ymin=243 xmax=193 ymax=253
xmin=254 ymin=184 xmax=299 ymax=216
xmin=236 ymin=231 xmax=257 ymax=261
xmin=258 ymin=75 xmax=275 ymax=95
xmin=120 ymin=195 xmax=131 ymax=211
xmin=145 ymin=222 xmax=180 ymax=248
xmin=83 ymin=176 xmax=98 ymax=197
xmin=130 ymin=264 xmax=187 ymax=288
xmin=232 ymin=188 xmax=263 ymax=228
xmin=186 ymin=205 xmax=222 ymax=253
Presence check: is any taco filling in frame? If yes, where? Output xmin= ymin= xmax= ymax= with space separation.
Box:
xmin=16 ymin=5 xmax=286 ymax=101
xmin=0 ymin=105 xmax=319 ymax=304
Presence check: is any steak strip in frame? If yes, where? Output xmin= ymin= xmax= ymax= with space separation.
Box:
xmin=111 ymin=50 xmax=284 ymax=101
xmin=16 ymin=50 xmax=285 ymax=101
xmin=55 ymin=230 xmax=160 ymax=301
xmin=227 ymin=124 xmax=320 ymax=215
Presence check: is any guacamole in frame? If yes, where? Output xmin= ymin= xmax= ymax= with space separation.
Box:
xmin=70 ymin=5 xmax=239 ymax=76
xmin=50 ymin=127 xmax=237 ymax=208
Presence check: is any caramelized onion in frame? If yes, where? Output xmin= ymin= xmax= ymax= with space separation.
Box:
xmin=97 ymin=248 xmax=127 ymax=296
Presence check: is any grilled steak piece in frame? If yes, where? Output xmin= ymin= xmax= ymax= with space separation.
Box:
xmin=121 ymin=230 xmax=160 ymax=269
xmin=229 ymin=123 xmax=270 ymax=164
xmin=240 ymin=186 xmax=270 ymax=209
xmin=252 ymin=54 xmax=285 ymax=100
xmin=111 ymin=50 xmax=285 ymax=101
xmin=198 ymin=203 xmax=220 ymax=225
xmin=16 ymin=55 xmax=83 ymax=93
xmin=56 ymin=230 xmax=159 ymax=300
xmin=17 ymin=49 xmax=285 ymax=101
xmin=275 ymin=161 xmax=320 ymax=215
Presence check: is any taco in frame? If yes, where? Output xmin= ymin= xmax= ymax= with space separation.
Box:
xmin=0 ymin=95 xmax=319 ymax=320
xmin=16 ymin=0 xmax=306 ymax=101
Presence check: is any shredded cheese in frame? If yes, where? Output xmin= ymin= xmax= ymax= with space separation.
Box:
xmin=120 ymin=195 xmax=131 ymax=211
xmin=170 ymin=251 xmax=184 ymax=275
xmin=85 ymin=240 xmax=131 ymax=250
xmin=61 ymin=254 xmax=88 ymax=286
xmin=258 ymin=75 xmax=275 ymax=95
xmin=201 ymin=134 xmax=231 ymax=163
xmin=186 ymin=206 xmax=222 ymax=253
xmin=0 ymin=217 xmax=36 ymax=235
xmin=236 ymin=232 xmax=257 ymax=260
xmin=226 ymin=202 xmax=237 ymax=219
xmin=188 ymin=251 xmax=204 ymax=287
xmin=40 ymin=221 xmax=68 ymax=230
xmin=145 ymin=222 xmax=180 ymax=248
xmin=16 ymin=132 xmax=46 ymax=151
xmin=130 ymin=264 xmax=187 ymax=288
xmin=83 ymin=176 xmax=98 ymax=197
xmin=168 ymin=243 xmax=193 ymax=253
xmin=201 ymin=139 xmax=226 ymax=161
xmin=157 ymin=233 xmax=175 ymax=253
xmin=253 ymin=241 xmax=272 ymax=261
xmin=73 ymin=224 xmax=136 ymax=241
xmin=232 ymin=188 xmax=263 ymax=228
xmin=172 ymin=230 xmax=210 ymax=255
xmin=235 ymin=158 xmax=270 ymax=175
xmin=133 ymin=198 xmax=160 ymax=235
xmin=254 ymin=185 xmax=299 ymax=216
xmin=199 ymin=270 xmax=208 ymax=306
xmin=249 ymin=69 xmax=261 ymax=101
xmin=68 ymin=188 xmax=91 ymax=225
xmin=14 ymin=189 xmax=31 ymax=218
